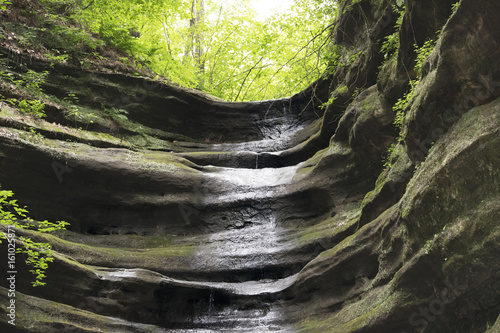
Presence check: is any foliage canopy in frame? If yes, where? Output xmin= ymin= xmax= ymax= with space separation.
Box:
xmin=35 ymin=0 xmax=338 ymax=101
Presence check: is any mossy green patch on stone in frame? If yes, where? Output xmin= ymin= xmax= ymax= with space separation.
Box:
xmin=295 ymin=147 xmax=328 ymax=175
xmin=298 ymin=202 xmax=361 ymax=247
xmin=298 ymin=287 xmax=405 ymax=333
xmin=10 ymin=228 xmax=196 ymax=276
xmin=0 ymin=286 xmax=163 ymax=332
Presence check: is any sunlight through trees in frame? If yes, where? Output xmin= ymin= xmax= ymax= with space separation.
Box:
xmin=74 ymin=0 xmax=337 ymax=101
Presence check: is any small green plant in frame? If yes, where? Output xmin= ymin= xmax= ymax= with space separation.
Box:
xmin=64 ymin=92 xmax=79 ymax=104
xmin=384 ymin=34 xmax=440 ymax=169
xmin=98 ymin=20 xmax=138 ymax=53
xmin=382 ymin=142 xmax=404 ymax=169
xmin=394 ymin=35 xmax=439 ymax=129
xmin=62 ymin=93 xmax=97 ymax=128
xmin=380 ymin=5 xmax=405 ymax=59
xmin=414 ymin=34 xmax=439 ymax=76
xmin=0 ymin=0 xmax=12 ymax=11
xmin=44 ymin=24 xmax=103 ymax=52
xmin=383 ymin=143 xmax=396 ymax=168
xmin=380 ymin=33 xmax=399 ymax=58
xmin=92 ymin=52 xmax=105 ymax=60
xmin=45 ymin=52 xmax=70 ymax=65
xmin=2 ymin=22 xmax=39 ymax=48
xmin=1 ymin=68 xmax=50 ymax=117
xmin=18 ymin=99 xmax=47 ymax=118
xmin=4 ymin=98 xmax=47 ymax=118
xmin=105 ymin=107 xmax=129 ymax=121
xmin=0 ymin=69 xmax=24 ymax=86
xmin=25 ymin=70 xmax=50 ymax=91
xmin=1 ymin=186 xmax=69 ymax=287
xmin=319 ymin=95 xmax=337 ymax=110
xmin=393 ymin=80 xmax=417 ymax=130
xmin=21 ymin=127 xmax=45 ymax=142
xmin=65 ymin=106 xmax=82 ymax=126
xmin=320 ymin=85 xmax=348 ymax=110
xmin=352 ymin=86 xmax=365 ymax=99
xmin=323 ymin=45 xmax=343 ymax=75
xmin=451 ymin=2 xmax=460 ymax=14
xmin=347 ymin=51 xmax=362 ymax=65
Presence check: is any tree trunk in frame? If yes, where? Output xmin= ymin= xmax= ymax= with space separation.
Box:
xmin=184 ymin=0 xmax=205 ymax=88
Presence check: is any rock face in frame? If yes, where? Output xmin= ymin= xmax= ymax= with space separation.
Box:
xmin=1 ymin=0 xmax=500 ymax=332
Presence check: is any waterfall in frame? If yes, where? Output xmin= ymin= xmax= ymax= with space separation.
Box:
xmin=208 ymin=289 xmax=214 ymax=314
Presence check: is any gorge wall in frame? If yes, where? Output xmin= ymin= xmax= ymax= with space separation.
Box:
xmin=1 ymin=0 xmax=500 ymax=332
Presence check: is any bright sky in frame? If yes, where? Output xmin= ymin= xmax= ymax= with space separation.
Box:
xmin=214 ymin=0 xmax=295 ymax=21
xmin=251 ymin=0 xmax=295 ymax=20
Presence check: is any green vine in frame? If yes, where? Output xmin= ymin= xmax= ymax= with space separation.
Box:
xmin=0 ymin=187 xmax=69 ymax=287
xmin=380 ymin=4 xmax=405 ymax=60
xmin=384 ymin=31 xmax=441 ymax=169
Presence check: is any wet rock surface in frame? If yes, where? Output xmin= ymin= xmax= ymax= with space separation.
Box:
xmin=1 ymin=0 xmax=500 ymax=332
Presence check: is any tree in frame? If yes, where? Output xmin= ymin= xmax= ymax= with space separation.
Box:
xmin=69 ymin=0 xmax=337 ymax=101
xmin=185 ymin=0 xmax=206 ymax=88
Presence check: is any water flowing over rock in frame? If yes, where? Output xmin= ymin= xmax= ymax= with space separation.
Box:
xmin=1 ymin=0 xmax=500 ymax=332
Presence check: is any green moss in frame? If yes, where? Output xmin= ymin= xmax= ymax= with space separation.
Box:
xmin=1 ymin=286 xmax=161 ymax=332
xmin=295 ymin=142 xmax=352 ymax=180
xmin=359 ymin=87 xmax=381 ymax=113
xmin=361 ymin=144 xmax=412 ymax=210
xmin=298 ymin=213 xmax=361 ymax=247
xmin=120 ymin=150 xmax=199 ymax=173
xmin=439 ymin=197 xmax=500 ymax=274
xmin=181 ymin=151 xmax=233 ymax=156
xmin=296 ymin=147 xmax=328 ymax=175
xmin=0 ymin=107 xmax=131 ymax=148
xmin=54 ymin=229 xmax=178 ymax=249
xmin=377 ymin=51 xmax=398 ymax=84
xmin=13 ymin=229 xmax=195 ymax=276
xmin=299 ymin=288 xmax=404 ymax=332
xmin=3 ymin=130 xmax=198 ymax=174
xmin=123 ymin=134 xmax=172 ymax=149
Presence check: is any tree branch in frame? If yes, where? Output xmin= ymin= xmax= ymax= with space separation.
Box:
xmin=82 ymin=0 xmax=95 ymax=11
xmin=234 ymin=56 xmax=263 ymax=102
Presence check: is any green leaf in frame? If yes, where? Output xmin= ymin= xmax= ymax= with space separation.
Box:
xmin=1 ymin=185 xmax=68 ymax=287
